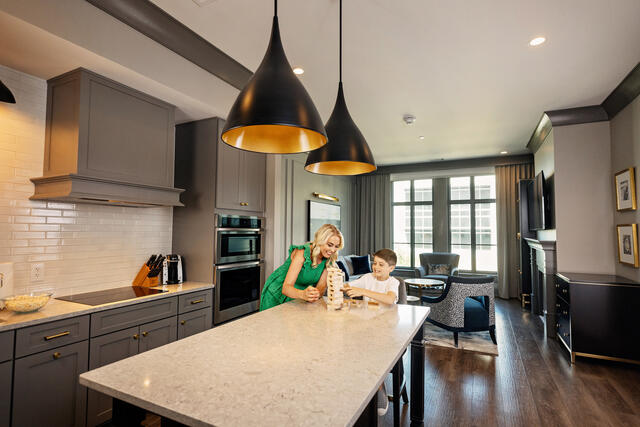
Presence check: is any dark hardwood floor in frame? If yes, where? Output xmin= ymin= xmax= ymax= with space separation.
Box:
xmin=382 ymin=299 xmax=640 ymax=426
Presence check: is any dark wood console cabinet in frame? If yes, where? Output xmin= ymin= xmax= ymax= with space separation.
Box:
xmin=555 ymin=272 xmax=640 ymax=365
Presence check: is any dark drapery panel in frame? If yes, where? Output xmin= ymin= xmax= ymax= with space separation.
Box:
xmin=352 ymin=173 xmax=391 ymax=255
xmin=495 ymin=163 xmax=534 ymax=299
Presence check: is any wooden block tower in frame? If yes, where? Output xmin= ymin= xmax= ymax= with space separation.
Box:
xmin=326 ymin=266 xmax=345 ymax=310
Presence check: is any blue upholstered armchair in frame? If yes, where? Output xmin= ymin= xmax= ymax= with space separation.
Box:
xmin=421 ymin=275 xmax=496 ymax=346
xmin=418 ymin=252 xmax=460 ymax=281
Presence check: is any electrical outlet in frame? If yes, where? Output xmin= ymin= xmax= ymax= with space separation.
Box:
xmin=30 ymin=263 xmax=44 ymax=282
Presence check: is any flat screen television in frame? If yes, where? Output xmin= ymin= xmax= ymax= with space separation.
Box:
xmin=528 ymin=172 xmax=546 ymax=230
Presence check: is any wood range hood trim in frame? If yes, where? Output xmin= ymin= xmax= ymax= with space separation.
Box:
xmin=30 ymin=174 xmax=184 ymax=207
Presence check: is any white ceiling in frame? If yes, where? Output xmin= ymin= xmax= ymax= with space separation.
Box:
xmin=1 ymin=0 xmax=639 ymax=165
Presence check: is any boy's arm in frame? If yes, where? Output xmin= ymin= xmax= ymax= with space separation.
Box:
xmin=345 ymin=286 xmax=397 ymax=305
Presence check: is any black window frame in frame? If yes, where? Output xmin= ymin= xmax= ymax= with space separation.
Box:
xmin=448 ymin=175 xmax=497 ymax=273
xmin=391 ymin=179 xmax=434 ymax=268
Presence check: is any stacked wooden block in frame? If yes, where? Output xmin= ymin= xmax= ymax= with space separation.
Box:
xmin=326 ymin=267 xmax=345 ymax=310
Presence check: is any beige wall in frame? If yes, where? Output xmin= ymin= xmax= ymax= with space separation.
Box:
xmin=534 ymin=130 xmax=557 ymax=241
xmin=0 ymin=65 xmax=172 ymax=297
xmin=611 ymin=94 xmax=640 ymax=280
xmin=553 ymin=122 xmax=616 ymax=274
xmin=267 ymin=155 xmax=354 ymax=271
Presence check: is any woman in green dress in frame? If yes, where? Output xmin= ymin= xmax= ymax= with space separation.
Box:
xmin=260 ymin=224 xmax=344 ymax=311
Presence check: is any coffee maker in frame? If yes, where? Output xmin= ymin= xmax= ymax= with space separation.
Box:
xmin=162 ymin=254 xmax=184 ymax=285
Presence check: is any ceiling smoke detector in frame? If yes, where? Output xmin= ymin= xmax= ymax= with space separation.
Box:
xmin=403 ymin=114 xmax=416 ymax=125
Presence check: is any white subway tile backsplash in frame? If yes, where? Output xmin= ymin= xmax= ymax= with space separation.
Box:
xmin=0 ymin=65 xmax=172 ymax=297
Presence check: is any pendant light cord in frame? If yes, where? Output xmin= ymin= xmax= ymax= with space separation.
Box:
xmin=275 ymin=0 xmax=277 ymax=16
xmin=339 ymin=0 xmax=342 ymax=83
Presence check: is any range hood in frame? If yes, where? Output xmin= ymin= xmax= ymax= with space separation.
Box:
xmin=31 ymin=68 xmax=184 ymax=208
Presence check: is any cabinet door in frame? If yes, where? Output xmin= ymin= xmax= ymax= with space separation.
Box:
xmin=0 ymin=360 xmax=11 ymax=427
xmin=178 ymin=308 xmax=212 ymax=340
xmin=241 ymin=151 xmax=266 ymax=212
xmin=216 ymin=136 xmax=242 ymax=210
xmin=139 ymin=316 xmax=177 ymax=353
xmin=87 ymin=327 xmax=139 ymax=427
xmin=13 ymin=340 xmax=88 ymax=427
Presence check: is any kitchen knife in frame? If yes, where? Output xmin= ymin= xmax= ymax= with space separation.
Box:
xmin=146 ymin=255 xmax=156 ymax=266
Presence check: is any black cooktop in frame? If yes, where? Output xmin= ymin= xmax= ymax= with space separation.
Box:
xmin=56 ymin=286 xmax=167 ymax=306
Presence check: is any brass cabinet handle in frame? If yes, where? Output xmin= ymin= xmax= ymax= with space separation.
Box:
xmin=53 ymin=352 xmax=61 ymax=360
xmin=563 ymin=310 xmax=568 ymax=315
xmin=44 ymin=331 xmax=70 ymax=341
xmin=133 ymin=334 xmax=139 ymax=340
xmin=555 ymin=303 xmax=560 ymax=308
xmin=190 ymin=299 xmax=204 ymax=305
xmin=240 ymin=202 xmax=248 ymax=206
xmin=555 ymin=284 xmax=560 ymax=288
xmin=562 ymin=289 xmax=568 ymax=294
xmin=180 ymin=320 xmax=186 ymax=325
xmin=142 ymin=331 xmax=148 ymax=337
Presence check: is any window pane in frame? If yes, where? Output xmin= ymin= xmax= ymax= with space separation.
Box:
xmin=393 ymin=206 xmax=411 ymax=244
xmin=451 ymin=245 xmax=472 ymax=270
xmin=450 ymin=204 xmax=470 ymax=244
xmin=414 ymin=244 xmax=433 ymax=267
xmin=475 ymin=203 xmax=496 ymax=245
xmin=414 ymin=179 xmax=432 ymax=202
xmin=394 ymin=243 xmax=411 ymax=267
xmin=393 ymin=181 xmax=411 ymax=203
xmin=450 ymin=177 xmax=470 ymax=201
xmin=414 ymin=205 xmax=432 ymax=244
xmin=475 ymin=175 xmax=496 ymax=200
xmin=476 ymin=245 xmax=497 ymax=271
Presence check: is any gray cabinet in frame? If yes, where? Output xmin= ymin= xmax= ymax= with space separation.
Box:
xmin=0 ymin=361 xmax=11 ymax=427
xmin=138 ymin=316 xmax=177 ymax=353
xmin=178 ymin=307 xmax=212 ymax=339
xmin=178 ymin=289 xmax=213 ymax=314
xmin=87 ymin=327 xmax=139 ymax=427
xmin=15 ymin=315 xmax=89 ymax=358
xmin=0 ymin=330 xmax=14 ymax=362
xmin=12 ymin=340 xmax=88 ymax=427
xmin=91 ymin=297 xmax=178 ymax=337
xmin=215 ymin=119 xmax=266 ymax=212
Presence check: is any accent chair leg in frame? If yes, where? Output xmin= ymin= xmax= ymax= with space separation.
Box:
xmin=489 ymin=325 xmax=497 ymax=345
xmin=453 ymin=331 xmax=458 ymax=347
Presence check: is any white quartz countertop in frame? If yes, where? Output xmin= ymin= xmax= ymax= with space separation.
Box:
xmin=0 ymin=282 xmax=214 ymax=332
xmin=79 ymin=299 xmax=429 ymax=427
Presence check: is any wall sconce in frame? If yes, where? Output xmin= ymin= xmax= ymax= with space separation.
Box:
xmin=0 ymin=80 xmax=16 ymax=104
xmin=312 ymin=192 xmax=339 ymax=202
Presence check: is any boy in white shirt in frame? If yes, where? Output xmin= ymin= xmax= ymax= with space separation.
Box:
xmin=342 ymin=248 xmax=399 ymax=416
xmin=343 ymin=248 xmax=399 ymax=305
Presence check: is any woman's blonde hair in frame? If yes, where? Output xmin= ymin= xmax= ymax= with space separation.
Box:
xmin=310 ymin=224 xmax=344 ymax=267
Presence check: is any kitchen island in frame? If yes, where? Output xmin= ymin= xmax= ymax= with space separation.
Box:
xmin=80 ymin=299 xmax=429 ymax=426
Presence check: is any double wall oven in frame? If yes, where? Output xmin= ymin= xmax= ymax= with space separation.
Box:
xmin=214 ymin=214 xmax=264 ymax=324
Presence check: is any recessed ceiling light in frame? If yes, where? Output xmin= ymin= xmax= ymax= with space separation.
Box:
xmin=500 ymin=151 xmax=508 ymax=154
xmin=293 ymin=67 xmax=304 ymax=75
xmin=419 ymin=136 xmax=425 ymax=140
xmin=529 ymin=37 xmax=546 ymax=47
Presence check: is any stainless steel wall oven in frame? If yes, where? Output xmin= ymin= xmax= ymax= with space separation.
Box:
xmin=214 ymin=214 xmax=265 ymax=324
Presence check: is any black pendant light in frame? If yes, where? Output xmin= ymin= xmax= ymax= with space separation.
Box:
xmin=304 ymin=0 xmax=375 ymax=175
xmin=221 ymin=0 xmax=327 ymax=154
xmin=0 ymin=80 xmax=16 ymax=104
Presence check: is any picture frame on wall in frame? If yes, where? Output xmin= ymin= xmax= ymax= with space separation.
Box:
xmin=614 ymin=168 xmax=636 ymax=211
xmin=308 ymin=200 xmax=341 ymax=241
xmin=616 ymin=224 xmax=639 ymax=268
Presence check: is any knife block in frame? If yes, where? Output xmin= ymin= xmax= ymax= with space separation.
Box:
xmin=132 ymin=264 xmax=160 ymax=287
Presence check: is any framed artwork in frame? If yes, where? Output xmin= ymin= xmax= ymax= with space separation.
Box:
xmin=614 ymin=168 xmax=636 ymax=211
xmin=308 ymin=200 xmax=341 ymax=241
xmin=616 ymin=224 xmax=639 ymax=268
